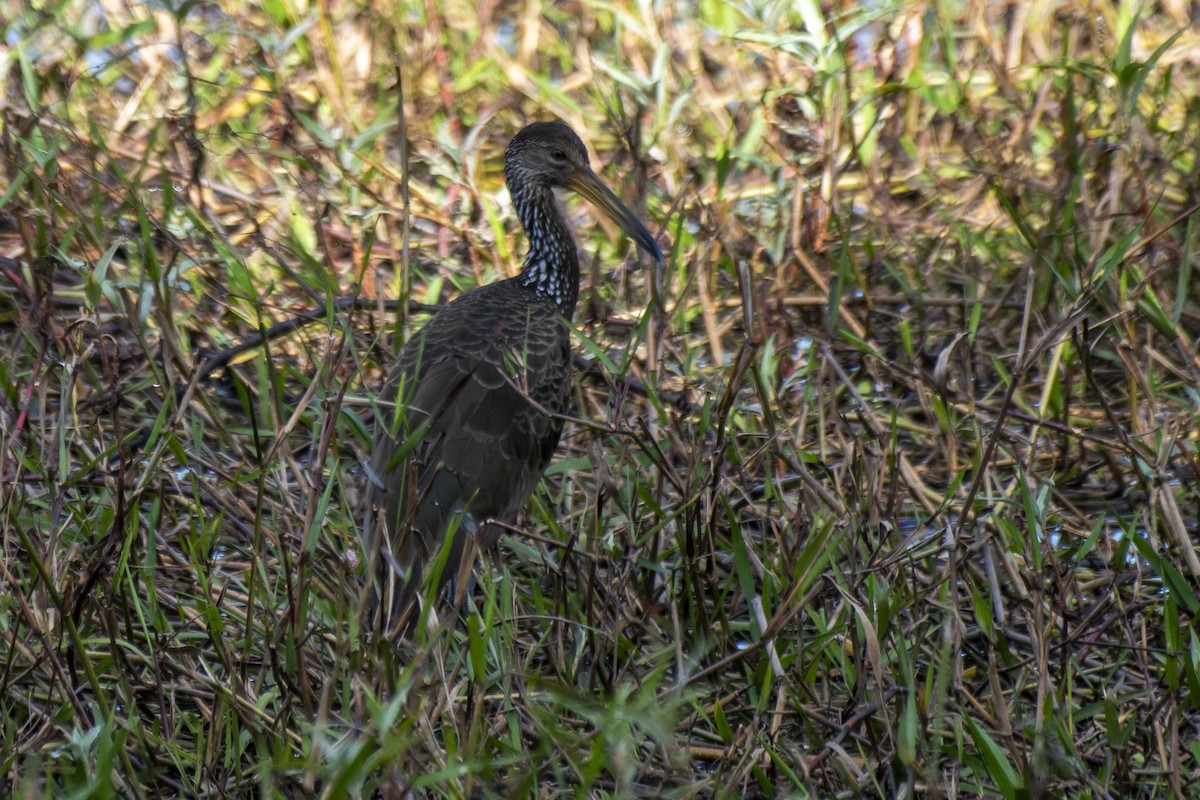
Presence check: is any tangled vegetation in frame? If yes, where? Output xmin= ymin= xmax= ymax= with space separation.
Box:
xmin=1 ymin=0 xmax=1199 ymax=797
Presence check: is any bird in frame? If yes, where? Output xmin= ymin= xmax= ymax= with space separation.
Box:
xmin=363 ymin=121 xmax=664 ymax=638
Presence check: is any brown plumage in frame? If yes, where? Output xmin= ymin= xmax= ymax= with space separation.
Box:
xmin=363 ymin=121 xmax=664 ymax=637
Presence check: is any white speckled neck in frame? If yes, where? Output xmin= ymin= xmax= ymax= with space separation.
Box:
xmin=513 ymin=186 xmax=580 ymax=317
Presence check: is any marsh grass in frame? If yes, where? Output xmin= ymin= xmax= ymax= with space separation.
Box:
xmin=1 ymin=0 xmax=1199 ymax=797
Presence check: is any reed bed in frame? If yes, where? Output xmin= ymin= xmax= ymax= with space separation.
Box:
xmin=1 ymin=1 xmax=1199 ymax=796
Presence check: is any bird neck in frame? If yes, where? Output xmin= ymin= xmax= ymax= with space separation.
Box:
xmin=513 ymin=186 xmax=580 ymax=318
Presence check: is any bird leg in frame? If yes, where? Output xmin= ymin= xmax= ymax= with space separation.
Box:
xmin=447 ymin=510 xmax=482 ymax=612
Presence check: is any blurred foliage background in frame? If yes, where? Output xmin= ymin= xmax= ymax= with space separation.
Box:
xmin=1 ymin=0 xmax=1199 ymax=797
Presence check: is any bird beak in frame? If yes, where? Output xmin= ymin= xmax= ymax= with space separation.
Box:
xmin=569 ymin=169 xmax=665 ymax=266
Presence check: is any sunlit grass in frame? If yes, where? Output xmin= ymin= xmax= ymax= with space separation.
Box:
xmin=1 ymin=0 xmax=1199 ymax=797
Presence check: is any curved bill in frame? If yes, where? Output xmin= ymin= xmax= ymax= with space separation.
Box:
xmin=568 ymin=169 xmax=665 ymax=266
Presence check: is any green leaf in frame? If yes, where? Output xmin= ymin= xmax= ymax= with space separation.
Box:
xmin=965 ymin=715 xmax=1023 ymax=799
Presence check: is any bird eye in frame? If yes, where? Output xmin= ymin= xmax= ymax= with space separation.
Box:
xmin=550 ymin=149 xmax=567 ymax=161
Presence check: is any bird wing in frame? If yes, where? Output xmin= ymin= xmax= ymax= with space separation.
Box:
xmin=362 ymin=282 xmax=571 ymax=624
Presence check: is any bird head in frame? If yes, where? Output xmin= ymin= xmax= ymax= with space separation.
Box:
xmin=505 ymin=121 xmax=664 ymax=267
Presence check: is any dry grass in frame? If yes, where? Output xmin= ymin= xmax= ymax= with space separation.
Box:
xmin=2 ymin=0 xmax=1199 ymax=797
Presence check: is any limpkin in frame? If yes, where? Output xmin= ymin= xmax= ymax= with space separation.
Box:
xmin=363 ymin=121 xmax=664 ymax=637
